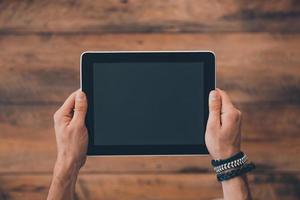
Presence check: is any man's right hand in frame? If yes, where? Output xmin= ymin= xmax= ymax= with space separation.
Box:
xmin=205 ymin=88 xmax=242 ymax=160
xmin=205 ymin=89 xmax=252 ymax=200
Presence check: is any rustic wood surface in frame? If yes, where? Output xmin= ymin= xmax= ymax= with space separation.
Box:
xmin=0 ymin=34 xmax=299 ymax=104
xmin=0 ymin=0 xmax=299 ymax=199
xmin=0 ymin=104 xmax=299 ymax=174
xmin=0 ymin=173 xmax=300 ymax=200
xmin=0 ymin=0 xmax=299 ymax=33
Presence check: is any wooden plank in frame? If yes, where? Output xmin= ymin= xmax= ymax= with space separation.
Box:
xmin=78 ymin=173 xmax=300 ymax=200
xmin=0 ymin=104 xmax=299 ymax=173
xmin=0 ymin=175 xmax=50 ymax=200
xmin=0 ymin=173 xmax=299 ymax=200
xmin=0 ymin=0 xmax=299 ymax=34
xmin=238 ymin=103 xmax=300 ymax=141
xmin=1 ymin=104 xmax=298 ymax=141
xmin=0 ymin=33 xmax=299 ymax=104
xmin=78 ymin=174 xmax=222 ymax=200
xmin=0 ymin=174 xmax=85 ymax=200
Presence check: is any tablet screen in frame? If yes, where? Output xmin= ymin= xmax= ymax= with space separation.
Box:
xmin=93 ymin=62 xmax=204 ymax=146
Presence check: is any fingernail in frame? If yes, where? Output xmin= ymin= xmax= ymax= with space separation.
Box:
xmin=209 ymin=90 xmax=218 ymax=101
xmin=76 ymin=91 xmax=85 ymax=101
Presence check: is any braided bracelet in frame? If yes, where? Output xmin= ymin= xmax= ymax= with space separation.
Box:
xmin=217 ymin=162 xmax=256 ymax=181
xmin=214 ymin=155 xmax=248 ymax=173
xmin=211 ymin=151 xmax=255 ymax=182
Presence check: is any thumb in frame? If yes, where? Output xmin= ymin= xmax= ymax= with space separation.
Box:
xmin=207 ymin=90 xmax=221 ymax=129
xmin=72 ymin=90 xmax=88 ymax=126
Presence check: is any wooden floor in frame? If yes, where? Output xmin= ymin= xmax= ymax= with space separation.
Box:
xmin=0 ymin=0 xmax=299 ymax=199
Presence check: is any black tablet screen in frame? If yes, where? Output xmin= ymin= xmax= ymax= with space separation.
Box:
xmin=93 ymin=62 xmax=204 ymax=146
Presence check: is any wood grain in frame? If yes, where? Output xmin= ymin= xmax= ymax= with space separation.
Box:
xmin=0 ymin=175 xmax=50 ymax=200
xmin=78 ymin=174 xmax=223 ymax=200
xmin=78 ymin=173 xmax=300 ymax=200
xmin=1 ymin=104 xmax=299 ymax=141
xmin=0 ymin=104 xmax=299 ymax=173
xmin=0 ymin=0 xmax=299 ymax=34
xmin=0 ymin=174 xmax=85 ymax=200
xmin=0 ymin=173 xmax=299 ymax=200
xmin=0 ymin=0 xmax=299 ymax=199
xmin=0 ymin=34 xmax=299 ymax=104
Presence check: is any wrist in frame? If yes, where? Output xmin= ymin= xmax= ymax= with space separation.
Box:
xmin=221 ymin=175 xmax=252 ymax=200
xmin=212 ymin=147 xmax=240 ymax=160
xmin=54 ymin=158 xmax=80 ymax=181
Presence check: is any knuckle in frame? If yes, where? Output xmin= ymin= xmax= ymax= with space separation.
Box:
xmin=237 ymin=110 xmax=242 ymax=117
xmin=67 ymin=125 xmax=76 ymax=132
xmin=71 ymin=118 xmax=83 ymax=126
xmin=73 ymin=122 xmax=83 ymax=129
xmin=228 ymin=109 xmax=240 ymax=121
xmin=75 ymin=104 xmax=86 ymax=112
xmin=53 ymin=110 xmax=60 ymax=122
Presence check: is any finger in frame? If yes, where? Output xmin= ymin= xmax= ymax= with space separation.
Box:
xmin=207 ymin=89 xmax=221 ymax=129
xmin=56 ymin=92 xmax=76 ymax=118
xmin=217 ymin=89 xmax=241 ymax=127
xmin=217 ymin=89 xmax=235 ymax=112
xmin=71 ymin=90 xmax=88 ymax=126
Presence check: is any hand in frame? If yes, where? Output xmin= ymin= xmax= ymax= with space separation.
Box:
xmin=53 ymin=90 xmax=88 ymax=171
xmin=205 ymin=88 xmax=242 ymax=160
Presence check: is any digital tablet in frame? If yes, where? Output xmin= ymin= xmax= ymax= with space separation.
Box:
xmin=81 ymin=51 xmax=215 ymax=156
